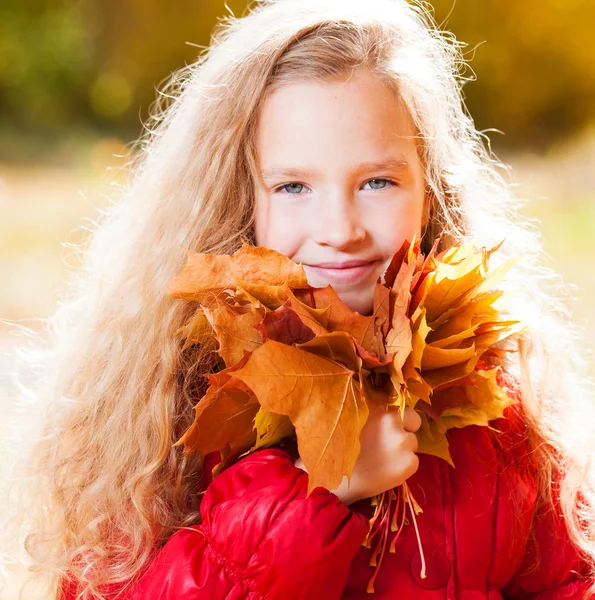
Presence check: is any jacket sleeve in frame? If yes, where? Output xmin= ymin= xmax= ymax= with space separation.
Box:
xmin=122 ymin=447 xmax=368 ymax=600
xmin=501 ymin=488 xmax=593 ymax=600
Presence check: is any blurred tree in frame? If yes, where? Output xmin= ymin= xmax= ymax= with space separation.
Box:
xmin=1 ymin=0 xmax=594 ymax=159
xmin=431 ymin=0 xmax=595 ymax=150
xmin=0 ymin=0 xmax=97 ymax=133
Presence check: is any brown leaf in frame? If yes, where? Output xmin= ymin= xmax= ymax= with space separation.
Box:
xmin=177 ymin=308 xmax=216 ymax=352
xmin=297 ymin=285 xmax=377 ymax=351
xmin=173 ymin=374 xmax=258 ymax=465
xmin=372 ymin=283 xmax=391 ymax=339
xmin=203 ymin=302 xmax=265 ymax=366
xmin=254 ymin=303 xmax=316 ymax=345
xmin=232 ymin=339 xmax=368 ymax=493
xmin=167 ymin=242 xmax=309 ymax=303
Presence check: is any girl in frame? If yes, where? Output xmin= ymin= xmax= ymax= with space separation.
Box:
xmin=4 ymin=0 xmax=595 ymax=598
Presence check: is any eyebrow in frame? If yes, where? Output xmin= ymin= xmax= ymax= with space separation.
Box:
xmin=260 ymin=158 xmax=411 ymax=182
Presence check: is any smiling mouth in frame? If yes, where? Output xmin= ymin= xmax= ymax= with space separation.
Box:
xmin=304 ymin=260 xmax=381 ymax=284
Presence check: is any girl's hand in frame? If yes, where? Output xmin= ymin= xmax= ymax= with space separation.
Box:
xmin=295 ymin=404 xmax=422 ymax=505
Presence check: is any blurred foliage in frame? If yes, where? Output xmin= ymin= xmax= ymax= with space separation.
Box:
xmin=1 ymin=0 xmax=594 ymax=161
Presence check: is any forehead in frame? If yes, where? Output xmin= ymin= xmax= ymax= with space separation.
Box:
xmin=256 ymin=70 xmax=420 ymax=172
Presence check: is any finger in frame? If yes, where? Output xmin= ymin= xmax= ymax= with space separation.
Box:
xmin=406 ymin=430 xmax=419 ymax=453
xmin=401 ymin=406 xmax=422 ymax=433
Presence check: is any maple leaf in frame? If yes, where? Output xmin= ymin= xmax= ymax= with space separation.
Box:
xmin=169 ymin=239 xmax=522 ymax=493
xmin=167 ymin=241 xmax=309 ymax=304
xmin=254 ymin=302 xmax=317 ymax=345
xmin=176 ymin=308 xmax=216 ymax=352
xmin=173 ymin=361 xmax=259 ymax=476
xmin=414 ymin=411 xmax=453 ymax=467
xmin=203 ymin=301 xmax=265 ymax=366
xmin=168 ymin=238 xmax=524 ymax=594
xmin=251 ymin=407 xmax=295 ymax=451
xmin=294 ymin=285 xmax=377 ymax=352
xmin=231 ymin=339 xmax=369 ymax=493
xmin=438 ymin=368 xmax=518 ymax=430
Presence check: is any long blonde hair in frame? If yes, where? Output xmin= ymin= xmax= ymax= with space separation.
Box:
xmin=3 ymin=0 xmax=594 ymax=598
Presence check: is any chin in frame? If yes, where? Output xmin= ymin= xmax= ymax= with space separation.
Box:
xmin=335 ymin=288 xmax=374 ymax=316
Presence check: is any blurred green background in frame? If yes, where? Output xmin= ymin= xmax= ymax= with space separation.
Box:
xmin=0 ymin=2 xmax=594 ymax=596
xmin=1 ymin=0 xmax=594 ymax=351
xmin=2 ymin=0 xmax=595 ymax=159
xmin=1 ymin=0 xmax=594 ymax=362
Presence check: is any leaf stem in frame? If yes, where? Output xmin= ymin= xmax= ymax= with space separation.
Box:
xmin=404 ymin=481 xmax=426 ymax=580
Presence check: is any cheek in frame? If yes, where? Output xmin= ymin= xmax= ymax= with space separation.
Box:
xmin=369 ymin=200 xmax=424 ymax=254
xmin=254 ymin=197 xmax=304 ymax=256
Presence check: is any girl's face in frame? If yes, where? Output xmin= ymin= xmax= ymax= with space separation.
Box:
xmin=254 ymin=69 xmax=427 ymax=315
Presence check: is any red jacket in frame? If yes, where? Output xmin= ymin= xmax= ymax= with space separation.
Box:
xmin=60 ymin=410 xmax=592 ymax=599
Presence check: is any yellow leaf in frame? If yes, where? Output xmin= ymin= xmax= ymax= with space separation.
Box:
xmin=415 ymin=411 xmax=454 ymax=467
xmin=427 ymin=325 xmax=480 ymax=350
xmin=422 ymin=357 xmax=480 ymax=390
xmin=177 ymin=308 xmax=216 ymax=352
xmin=410 ymin=309 xmax=432 ymax=370
xmin=421 ymin=344 xmax=477 ymax=370
xmin=423 ymin=252 xmax=486 ymax=321
xmin=427 ymin=291 xmax=502 ymax=336
xmin=251 ymin=407 xmax=295 ymax=450
xmin=475 ymin=257 xmax=518 ymax=296
xmin=439 ymin=369 xmax=517 ymax=430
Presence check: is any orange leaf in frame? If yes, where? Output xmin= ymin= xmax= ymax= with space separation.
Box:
xmin=203 ymin=302 xmax=265 ymax=366
xmin=415 ymin=411 xmax=453 ymax=467
xmin=173 ymin=374 xmax=258 ymax=466
xmin=177 ymin=308 xmax=216 ymax=352
xmin=438 ymin=369 xmax=517 ymax=430
xmin=421 ymin=344 xmax=477 ymax=370
xmin=232 ymin=339 xmax=368 ymax=493
xmin=295 ymin=285 xmax=376 ymax=351
xmin=167 ymin=242 xmax=308 ymax=304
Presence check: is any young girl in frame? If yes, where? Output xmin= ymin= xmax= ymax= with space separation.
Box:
xmin=4 ymin=0 xmax=595 ymax=598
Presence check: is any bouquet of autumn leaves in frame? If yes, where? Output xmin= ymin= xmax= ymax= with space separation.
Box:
xmin=166 ymin=237 xmax=522 ymax=590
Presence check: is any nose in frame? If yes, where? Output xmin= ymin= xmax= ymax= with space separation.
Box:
xmin=312 ymin=189 xmax=367 ymax=250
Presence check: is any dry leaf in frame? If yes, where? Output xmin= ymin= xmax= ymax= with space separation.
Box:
xmin=167 ymin=242 xmax=309 ymax=304
xmin=255 ymin=303 xmax=317 ymax=345
xmin=169 ymin=239 xmax=521 ymax=493
xmin=231 ymin=339 xmax=369 ymax=493
xmin=203 ymin=301 xmax=265 ymax=366
xmin=251 ymin=407 xmax=295 ymax=451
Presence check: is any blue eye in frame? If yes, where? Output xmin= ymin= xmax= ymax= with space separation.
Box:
xmin=276 ymin=183 xmax=307 ymax=194
xmin=363 ymin=178 xmax=395 ymax=190
xmin=273 ymin=179 xmax=396 ymax=194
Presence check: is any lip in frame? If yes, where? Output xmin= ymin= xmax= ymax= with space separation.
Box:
xmin=304 ymin=259 xmax=381 ymax=284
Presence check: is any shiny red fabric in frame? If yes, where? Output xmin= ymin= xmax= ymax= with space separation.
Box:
xmin=59 ymin=407 xmax=592 ymax=599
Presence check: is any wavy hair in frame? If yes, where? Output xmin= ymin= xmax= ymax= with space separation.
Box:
xmin=2 ymin=0 xmax=594 ymax=598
